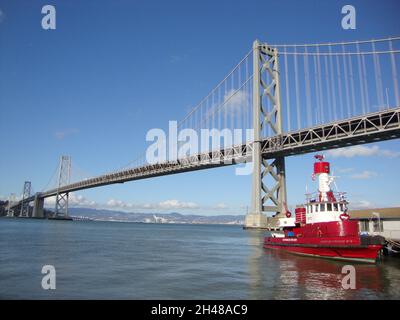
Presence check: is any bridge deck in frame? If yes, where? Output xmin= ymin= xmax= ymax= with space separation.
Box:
xmin=19 ymin=107 xmax=400 ymax=203
xmin=261 ymin=107 xmax=400 ymax=158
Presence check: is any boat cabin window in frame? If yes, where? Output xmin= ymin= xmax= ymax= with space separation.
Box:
xmin=315 ymin=204 xmax=319 ymax=212
xmin=327 ymin=203 xmax=332 ymax=211
xmin=333 ymin=203 xmax=338 ymax=211
xmin=320 ymin=204 xmax=325 ymax=211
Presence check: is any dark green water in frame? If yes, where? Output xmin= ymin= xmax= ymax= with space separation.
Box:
xmin=0 ymin=217 xmax=399 ymax=299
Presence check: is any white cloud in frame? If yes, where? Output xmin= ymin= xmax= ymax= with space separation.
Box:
xmin=70 ymin=194 xmax=97 ymax=207
xmin=327 ymin=145 xmax=400 ymax=158
xmin=105 ymin=198 xmax=199 ymax=211
xmin=202 ymin=89 xmax=249 ymax=122
xmin=350 ymin=170 xmax=378 ymax=179
xmin=1 ymin=194 xmax=22 ymax=202
xmin=214 ymin=203 xmax=228 ymax=209
xmin=45 ymin=194 xmax=97 ymax=208
xmin=55 ymin=128 xmax=79 ymax=140
xmin=106 ymin=199 xmax=130 ymax=208
xmin=380 ymin=149 xmax=400 ymax=157
xmin=42 ymin=194 xmax=236 ymax=213
xmin=336 ymin=167 xmax=354 ymax=174
xmin=158 ymin=199 xmax=198 ymax=209
xmin=350 ymin=200 xmax=374 ymax=210
xmin=44 ymin=196 xmax=55 ymax=206
xmin=223 ymin=89 xmax=249 ymax=114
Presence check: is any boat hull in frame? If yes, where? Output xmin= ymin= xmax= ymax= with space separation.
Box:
xmin=264 ymin=239 xmax=382 ymax=263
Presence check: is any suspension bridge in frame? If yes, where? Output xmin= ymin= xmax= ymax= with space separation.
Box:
xmin=6 ymin=36 xmax=400 ymax=229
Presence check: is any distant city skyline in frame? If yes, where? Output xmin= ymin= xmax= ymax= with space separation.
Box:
xmin=1 ymin=0 xmax=400 ymax=216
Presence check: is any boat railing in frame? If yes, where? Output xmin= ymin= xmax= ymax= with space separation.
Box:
xmin=305 ymin=191 xmax=347 ymax=204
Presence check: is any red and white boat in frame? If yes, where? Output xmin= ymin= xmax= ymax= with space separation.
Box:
xmin=264 ymin=154 xmax=384 ymax=263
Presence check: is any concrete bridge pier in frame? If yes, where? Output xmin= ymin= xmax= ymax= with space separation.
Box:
xmin=32 ymin=194 xmax=44 ymax=218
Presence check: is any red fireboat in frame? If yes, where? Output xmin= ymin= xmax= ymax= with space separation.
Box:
xmin=264 ymin=154 xmax=384 ymax=263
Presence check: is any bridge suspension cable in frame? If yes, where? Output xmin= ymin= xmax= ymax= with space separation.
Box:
xmin=88 ymin=36 xmax=400 ymax=174
xmin=177 ymin=48 xmax=254 ymax=126
xmin=270 ymin=36 xmax=400 ymax=48
xmin=276 ymin=36 xmax=400 ymax=131
xmin=40 ymin=163 xmax=59 ymax=192
xmin=103 ymin=47 xmax=256 ymax=174
xmin=175 ymin=48 xmax=254 ymax=155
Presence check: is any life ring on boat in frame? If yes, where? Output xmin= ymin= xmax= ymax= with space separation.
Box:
xmin=286 ymin=212 xmax=292 ymax=218
xmin=339 ymin=213 xmax=350 ymax=221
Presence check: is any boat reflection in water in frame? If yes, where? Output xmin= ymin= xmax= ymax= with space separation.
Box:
xmin=265 ymin=248 xmax=384 ymax=299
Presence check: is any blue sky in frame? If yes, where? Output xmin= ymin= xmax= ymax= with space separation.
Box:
xmin=1 ymin=0 xmax=400 ymax=215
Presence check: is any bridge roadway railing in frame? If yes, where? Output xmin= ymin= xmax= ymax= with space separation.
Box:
xmin=39 ymin=143 xmax=254 ymax=199
xmin=17 ymin=107 xmax=400 ymax=204
xmin=261 ymin=107 xmax=400 ymax=158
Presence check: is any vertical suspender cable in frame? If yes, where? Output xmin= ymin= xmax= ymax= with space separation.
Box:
xmin=389 ymin=40 xmax=400 ymax=107
xmin=372 ymin=41 xmax=384 ymax=110
xmin=238 ymin=62 xmax=242 ymax=137
xmin=294 ymin=46 xmax=301 ymax=129
xmin=316 ymin=46 xmax=324 ymax=123
xmin=304 ymin=46 xmax=312 ymax=126
xmin=356 ymin=42 xmax=366 ymax=114
xmin=245 ymin=57 xmax=248 ymax=131
xmin=361 ymin=48 xmax=370 ymax=113
xmin=224 ymin=76 xmax=227 ymax=130
xmin=328 ymin=45 xmax=337 ymax=121
xmin=324 ymin=55 xmax=332 ymax=122
xmin=336 ymin=51 xmax=344 ymax=120
xmin=284 ymin=45 xmax=291 ymax=131
xmin=231 ymin=70 xmax=234 ymax=135
xmin=342 ymin=44 xmax=351 ymax=118
xmin=218 ymin=83 xmax=221 ymax=133
xmin=313 ymin=54 xmax=320 ymax=125
xmin=348 ymin=49 xmax=357 ymax=117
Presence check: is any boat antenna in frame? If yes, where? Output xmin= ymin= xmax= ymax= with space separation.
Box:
xmin=332 ymin=168 xmax=339 ymax=191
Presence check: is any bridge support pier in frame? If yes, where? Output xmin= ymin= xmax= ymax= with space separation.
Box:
xmin=33 ymin=194 xmax=44 ymax=218
xmin=245 ymin=40 xmax=287 ymax=230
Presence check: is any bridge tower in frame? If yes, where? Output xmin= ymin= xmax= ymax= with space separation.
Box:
xmin=19 ymin=181 xmax=32 ymax=217
xmin=7 ymin=193 xmax=16 ymax=217
xmin=245 ymin=40 xmax=287 ymax=229
xmin=54 ymin=155 xmax=71 ymax=218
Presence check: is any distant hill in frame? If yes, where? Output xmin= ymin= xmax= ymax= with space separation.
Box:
xmin=67 ymin=207 xmax=244 ymax=225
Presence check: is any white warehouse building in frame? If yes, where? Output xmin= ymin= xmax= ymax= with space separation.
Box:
xmin=350 ymin=207 xmax=400 ymax=242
